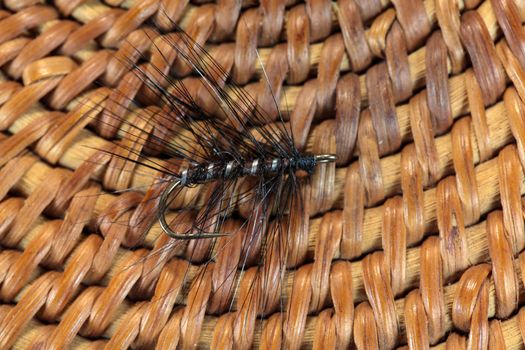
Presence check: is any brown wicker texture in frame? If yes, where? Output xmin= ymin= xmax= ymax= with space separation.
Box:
xmin=2 ymin=0 xmax=525 ymax=348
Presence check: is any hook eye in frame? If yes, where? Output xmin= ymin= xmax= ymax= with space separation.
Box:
xmin=314 ymin=154 xmax=337 ymax=163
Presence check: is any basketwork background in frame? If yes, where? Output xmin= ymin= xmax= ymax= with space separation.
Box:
xmin=1 ymin=0 xmax=524 ymax=348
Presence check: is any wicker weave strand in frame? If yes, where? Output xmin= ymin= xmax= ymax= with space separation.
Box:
xmin=2 ymin=0 xmax=525 ymax=348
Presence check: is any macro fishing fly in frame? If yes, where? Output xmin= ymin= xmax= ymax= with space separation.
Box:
xmin=158 ymin=154 xmax=336 ymax=239
xmin=98 ymin=26 xmax=337 ymax=237
xmin=77 ymin=15 xmax=336 ymax=348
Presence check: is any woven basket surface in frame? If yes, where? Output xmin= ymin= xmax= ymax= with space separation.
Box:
xmin=2 ymin=0 xmax=525 ymax=348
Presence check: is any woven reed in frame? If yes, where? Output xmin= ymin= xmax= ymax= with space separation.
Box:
xmin=2 ymin=0 xmax=525 ymax=348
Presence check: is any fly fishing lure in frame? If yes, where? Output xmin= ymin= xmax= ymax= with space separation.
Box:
xmin=158 ymin=153 xmax=336 ymax=239
xmin=87 ymin=15 xmax=337 ymax=346
xmin=98 ymin=25 xmax=337 ymax=236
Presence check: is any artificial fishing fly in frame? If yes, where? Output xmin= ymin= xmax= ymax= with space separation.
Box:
xmin=158 ymin=154 xmax=336 ymax=239
xmin=77 ymin=12 xmax=337 ymax=348
xmin=96 ymin=24 xmax=337 ymax=235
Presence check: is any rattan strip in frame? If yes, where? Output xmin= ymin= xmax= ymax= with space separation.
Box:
xmin=0 ymin=79 xmax=508 ymax=262
xmin=0 ymin=73 xmax=519 ymax=249
xmin=0 ymin=0 xmax=516 ymax=221
xmin=1 ymin=247 xmax=525 ymax=348
xmin=1 ymin=26 xmax=523 ymax=256
xmin=57 ymin=0 xmax=491 ymax=114
xmin=1 ymin=0 xmax=524 ymax=348
xmin=3 ymin=104 xmax=517 ymax=348
xmin=8 ymin=303 xmax=525 ymax=349
xmin=0 ymin=0 xmax=514 ymax=176
xmin=0 ymin=2 xmax=497 ymax=152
